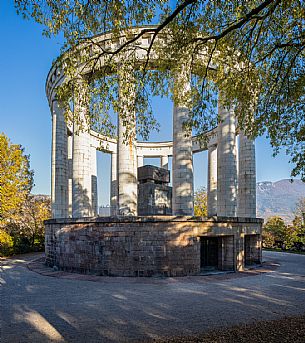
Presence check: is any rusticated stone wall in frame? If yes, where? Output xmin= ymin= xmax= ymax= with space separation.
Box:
xmin=45 ymin=216 xmax=262 ymax=277
xmin=244 ymin=234 xmax=262 ymax=265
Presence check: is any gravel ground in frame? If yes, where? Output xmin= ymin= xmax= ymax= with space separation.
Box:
xmin=151 ymin=315 xmax=305 ymax=342
xmin=1 ymin=251 xmax=305 ymax=342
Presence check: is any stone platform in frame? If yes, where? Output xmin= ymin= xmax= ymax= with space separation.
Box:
xmin=45 ymin=216 xmax=262 ymax=277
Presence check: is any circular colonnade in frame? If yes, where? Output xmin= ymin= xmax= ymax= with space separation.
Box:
xmin=47 ymin=26 xmax=256 ymax=220
xmin=45 ymin=27 xmax=261 ymax=276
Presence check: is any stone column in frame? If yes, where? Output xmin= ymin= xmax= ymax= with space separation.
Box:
xmin=172 ymin=66 xmax=194 ymax=215
xmin=67 ymin=133 xmax=73 ymax=217
xmin=51 ymin=99 xmax=69 ymax=218
xmin=117 ymin=68 xmax=138 ymax=215
xmin=72 ymin=81 xmax=94 ymax=217
xmin=161 ymin=156 xmax=169 ymax=169
xmin=137 ymin=155 xmax=144 ymax=168
xmin=110 ymin=151 xmax=117 ymax=215
xmin=207 ymin=144 xmax=217 ymax=216
xmin=90 ymin=144 xmax=98 ymax=216
xmin=217 ymin=96 xmax=237 ymax=217
xmin=237 ymin=132 xmax=256 ymax=217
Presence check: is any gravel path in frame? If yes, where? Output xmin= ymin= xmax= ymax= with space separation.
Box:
xmin=1 ymin=251 xmax=305 ymax=342
xmin=151 ymin=315 xmax=305 ymax=343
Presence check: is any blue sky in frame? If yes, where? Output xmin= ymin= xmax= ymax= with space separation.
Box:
xmin=0 ymin=1 xmax=295 ymax=205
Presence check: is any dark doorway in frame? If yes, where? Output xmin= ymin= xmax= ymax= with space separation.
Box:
xmin=200 ymin=237 xmax=219 ymax=270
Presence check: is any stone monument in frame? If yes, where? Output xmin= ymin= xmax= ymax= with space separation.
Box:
xmin=45 ymin=26 xmax=262 ymax=276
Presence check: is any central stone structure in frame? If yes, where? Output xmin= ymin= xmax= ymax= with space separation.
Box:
xmin=45 ymin=27 xmax=262 ymax=276
xmin=138 ymin=165 xmax=172 ymax=215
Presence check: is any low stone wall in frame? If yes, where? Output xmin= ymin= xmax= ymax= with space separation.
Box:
xmin=45 ymin=216 xmax=263 ymax=277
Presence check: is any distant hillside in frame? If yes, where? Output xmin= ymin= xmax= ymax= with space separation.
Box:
xmin=257 ymin=179 xmax=305 ymax=223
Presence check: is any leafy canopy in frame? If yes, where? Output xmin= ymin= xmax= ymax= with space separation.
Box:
xmin=7 ymin=195 xmax=51 ymax=249
xmin=15 ymin=0 xmax=305 ymax=179
xmin=264 ymin=216 xmax=287 ymax=241
xmin=263 ymin=213 xmax=305 ymax=250
xmin=0 ymin=133 xmax=33 ymax=227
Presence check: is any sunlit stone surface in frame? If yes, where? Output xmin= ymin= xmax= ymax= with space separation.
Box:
xmin=46 ymin=26 xmax=261 ymax=275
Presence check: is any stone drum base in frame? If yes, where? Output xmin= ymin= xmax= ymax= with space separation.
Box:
xmin=45 ymin=216 xmax=263 ymax=277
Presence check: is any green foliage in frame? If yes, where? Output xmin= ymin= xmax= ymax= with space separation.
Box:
xmin=263 ymin=216 xmax=287 ymax=243
xmin=15 ymin=0 xmax=305 ymax=179
xmin=262 ymin=230 xmax=275 ymax=249
xmin=292 ymin=197 xmax=305 ymax=249
xmin=194 ymin=187 xmax=207 ymax=217
xmin=263 ymin=208 xmax=305 ymax=250
xmin=0 ymin=229 xmax=13 ymax=256
xmin=283 ymin=225 xmax=301 ymax=250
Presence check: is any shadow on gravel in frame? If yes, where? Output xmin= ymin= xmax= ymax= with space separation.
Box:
xmin=0 ymin=252 xmax=305 ymax=343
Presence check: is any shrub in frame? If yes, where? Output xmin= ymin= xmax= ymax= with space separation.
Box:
xmin=0 ymin=229 xmax=14 ymax=256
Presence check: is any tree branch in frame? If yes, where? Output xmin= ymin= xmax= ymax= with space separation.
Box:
xmin=192 ymin=0 xmax=281 ymax=45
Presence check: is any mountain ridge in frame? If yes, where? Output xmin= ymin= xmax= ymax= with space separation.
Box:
xmin=257 ymin=179 xmax=305 ymax=223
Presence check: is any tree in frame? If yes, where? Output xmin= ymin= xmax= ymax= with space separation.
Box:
xmin=15 ymin=0 xmax=305 ymax=179
xmin=8 ymin=195 xmax=51 ymax=252
xmin=264 ymin=216 xmax=287 ymax=239
xmin=194 ymin=187 xmax=207 ymax=216
xmin=262 ymin=230 xmax=275 ymax=249
xmin=292 ymin=197 xmax=305 ymax=249
xmin=0 ymin=133 xmax=33 ymax=228
xmin=263 ymin=216 xmax=287 ymax=248
xmin=262 ymin=215 xmax=305 ymax=250
xmin=294 ymin=197 xmax=305 ymax=227
xmin=283 ymin=224 xmax=302 ymax=250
